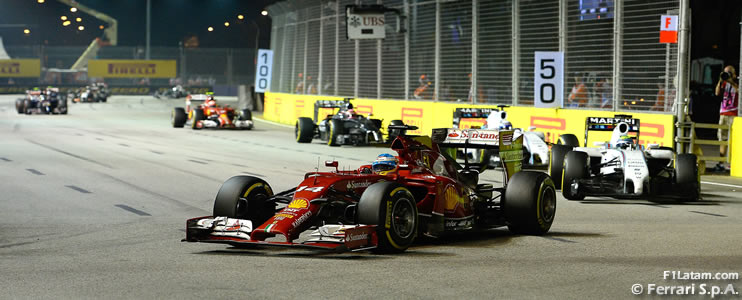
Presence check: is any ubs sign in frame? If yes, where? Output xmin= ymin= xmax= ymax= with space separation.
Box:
xmin=345 ymin=5 xmax=386 ymax=39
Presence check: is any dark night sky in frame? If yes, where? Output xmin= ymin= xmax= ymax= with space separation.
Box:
xmin=0 ymin=0 xmax=278 ymax=48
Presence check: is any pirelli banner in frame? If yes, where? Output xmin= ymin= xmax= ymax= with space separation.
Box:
xmin=0 ymin=59 xmax=41 ymax=78
xmin=87 ymin=59 xmax=177 ymax=78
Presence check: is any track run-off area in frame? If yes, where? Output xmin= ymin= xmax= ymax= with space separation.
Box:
xmin=0 ymin=95 xmax=741 ymax=298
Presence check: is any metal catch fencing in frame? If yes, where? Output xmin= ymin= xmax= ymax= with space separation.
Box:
xmin=268 ymin=0 xmax=683 ymax=113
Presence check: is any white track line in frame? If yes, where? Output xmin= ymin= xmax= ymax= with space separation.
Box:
xmin=253 ymin=117 xmax=294 ymax=129
xmin=700 ymin=181 xmax=742 ymax=189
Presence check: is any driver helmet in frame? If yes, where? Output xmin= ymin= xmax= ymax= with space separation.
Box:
xmin=498 ymin=120 xmax=513 ymax=130
xmin=205 ymin=95 xmax=216 ymax=107
xmin=616 ymin=135 xmax=634 ymax=149
xmin=372 ymin=153 xmax=398 ymax=175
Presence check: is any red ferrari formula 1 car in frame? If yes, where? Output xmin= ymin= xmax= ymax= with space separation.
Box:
xmin=171 ymin=94 xmax=253 ymax=130
xmin=185 ymin=125 xmax=557 ymax=253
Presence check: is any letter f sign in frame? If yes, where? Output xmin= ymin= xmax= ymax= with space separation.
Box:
xmin=665 ymin=17 xmax=671 ymax=29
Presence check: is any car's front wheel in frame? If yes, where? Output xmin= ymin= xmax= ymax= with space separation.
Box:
xmin=357 ymin=182 xmax=418 ymax=253
xmin=213 ymin=176 xmax=276 ymax=227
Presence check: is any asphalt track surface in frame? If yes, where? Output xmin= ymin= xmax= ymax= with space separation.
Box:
xmin=1 ymin=95 xmax=741 ymax=299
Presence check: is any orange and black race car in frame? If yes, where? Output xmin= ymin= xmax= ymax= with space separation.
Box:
xmin=185 ymin=125 xmax=556 ymax=253
xmin=171 ymin=94 xmax=253 ymax=130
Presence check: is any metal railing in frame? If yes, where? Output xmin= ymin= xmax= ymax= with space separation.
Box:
xmin=676 ymin=121 xmax=731 ymax=163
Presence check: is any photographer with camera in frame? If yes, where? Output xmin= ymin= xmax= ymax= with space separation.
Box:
xmin=713 ymin=65 xmax=738 ymax=172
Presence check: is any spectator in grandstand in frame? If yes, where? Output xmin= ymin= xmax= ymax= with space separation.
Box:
xmin=306 ymin=75 xmax=317 ymax=95
xmin=651 ymin=81 xmax=666 ymax=111
xmin=713 ymin=65 xmax=738 ymax=172
xmin=295 ymin=73 xmax=305 ymax=94
xmin=567 ymin=74 xmax=588 ymax=107
xmin=414 ymin=74 xmax=432 ymax=99
xmin=598 ymin=77 xmax=613 ymax=109
xmin=467 ymin=73 xmax=485 ymax=103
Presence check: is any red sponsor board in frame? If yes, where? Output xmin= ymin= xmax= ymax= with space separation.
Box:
xmin=457 ymin=118 xmax=487 ymax=129
xmin=401 ymin=108 xmax=423 ymax=134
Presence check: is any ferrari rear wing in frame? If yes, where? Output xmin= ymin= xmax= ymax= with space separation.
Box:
xmin=584 ymin=114 xmax=640 ymax=147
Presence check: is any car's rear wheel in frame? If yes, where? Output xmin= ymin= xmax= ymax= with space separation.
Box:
xmin=558 ymin=134 xmax=580 ymax=147
xmin=296 ymin=117 xmax=315 ymax=143
xmin=191 ymin=109 xmax=204 ymax=130
xmin=357 ymin=182 xmax=418 ymax=253
xmin=549 ymin=144 xmax=572 ymax=189
xmin=239 ymin=109 xmax=253 ymax=130
xmin=24 ymin=99 xmax=32 ymax=114
xmin=172 ymin=107 xmax=187 ymax=128
xmin=328 ymin=119 xmax=342 ymax=146
xmin=675 ymin=154 xmax=699 ymax=201
xmin=213 ymin=176 xmax=276 ymax=227
xmin=504 ymin=171 xmax=556 ymax=235
xmin=15 ymin=99 xmax=24 ymax=114
xmin=59 ymin=98 xmax=68 ymax=115
xmin=562 ymin=151 xmax=588 ymax=200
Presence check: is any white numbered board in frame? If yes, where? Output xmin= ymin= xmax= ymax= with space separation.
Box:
xmin=534 ymin=51 xmax=564 ymax=108
xmin=254 ymin=49 xmax=273 ymax=93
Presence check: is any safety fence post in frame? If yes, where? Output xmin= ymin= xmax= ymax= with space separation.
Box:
xmin=511 ymin=0 xmax=519 ymax=105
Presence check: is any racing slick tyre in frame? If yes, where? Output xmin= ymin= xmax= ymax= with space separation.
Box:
xmin=675 ymin=154 xmax=700 ymax=201
xmin=239 ymin=109 xmax=253 ymax=130
xmin=562 ymin=151 xmax=589 ymax=200
xmin=558 ymin=134 xmax=580 ymax=147
xmin=387 ymin=120 xmax=405 ymax=142
xmin=503 ymin=171 xmax=556 ymax=235
xmin=24 ymin=99 xmax=32 ymax=114
xmin=295 ymin=117 xmax=315 ymax=143
xmin=213 ymin=176 xmax=276 ymax=227
xmin=370 ymin=119 xmax=383 ymax=131
xmin=358 ymin=182 xmax=418 ymax=253
xmin=59 ymin=98 xmax=68 ymax=115
xmin=172 ymin=108 xmax=187 ymax=128
xmin=549 ymin=144 xmax=573 ymax=189
xmin=191 ymin=109 xmax=204 ymax=130
xmin=15 ymin=99 xmax=24 ymax=114
xmin=328 ymin=119 xmax=343 ymax=146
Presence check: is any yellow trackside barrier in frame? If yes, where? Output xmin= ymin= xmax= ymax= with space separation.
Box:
xmin=731 ymin=117 xmax=741 ymax=177
xmin=264 ymin=92 xmax=676 ymax=148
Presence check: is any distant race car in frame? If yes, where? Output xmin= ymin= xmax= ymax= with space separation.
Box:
xmin=154 ymin=85 xmax=188 ymax=99
xmin=185 ymin=125 xmax=556 ymax=253
xmin=453 ymin=107 xmax=573 ymax=167
xmin=15 ymin=87 xmax=68 ymax=115
xmin=549 ymin=115 xmax=699 ymax=202
xmin=171 ymin=93 xmax=253 ymax=130
xmin=69 ymin=83 xmax=109 ymax=103
xmin=295 ymin=99 xmax=405 ymax=146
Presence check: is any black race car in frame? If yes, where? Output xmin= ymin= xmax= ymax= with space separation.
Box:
xmin=295 ymin=99 xmax=405 ymax=146
xmin=154 ymin=85 xmax=188 ymax=99
xmin=15 ymin=87 xmax=68 ymax=115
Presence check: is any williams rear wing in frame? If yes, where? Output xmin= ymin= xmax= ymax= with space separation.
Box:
xmin=431 ymin=128 xmax=523 ymax=179
xmin=313 ymin=98 xmax=352 ymax=122
xmin=452 ymin=106 xmax=509 ymax=129
xmin=584 ymin=115 xmax=640 ymax=147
